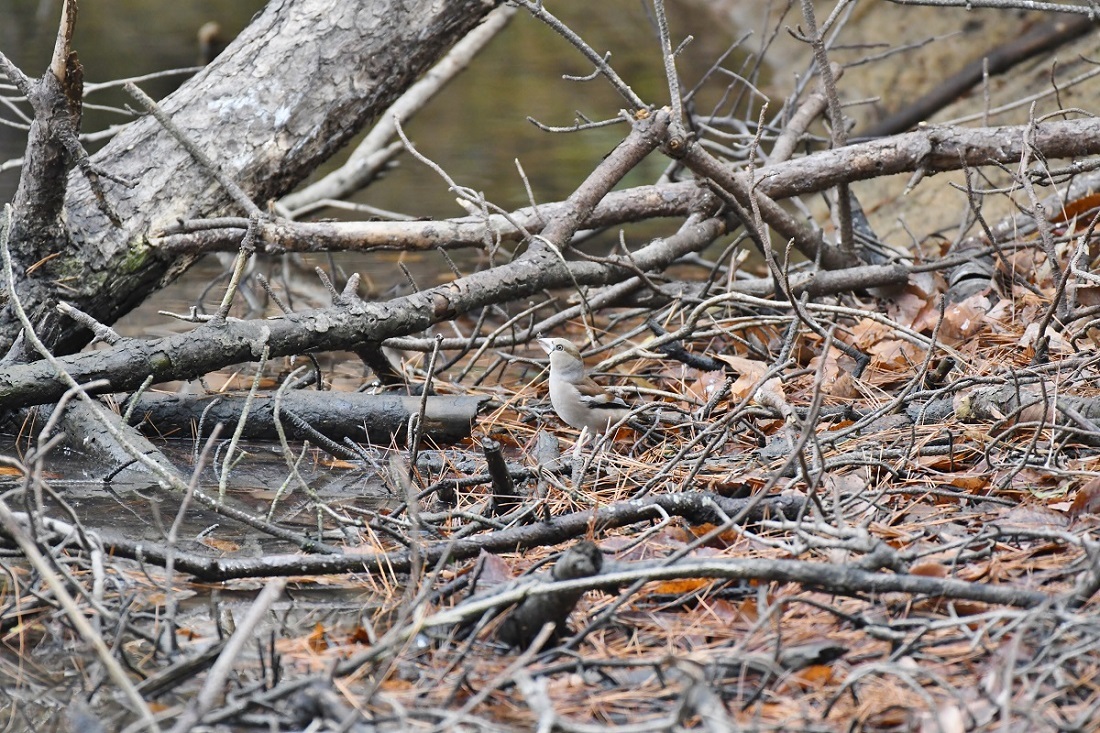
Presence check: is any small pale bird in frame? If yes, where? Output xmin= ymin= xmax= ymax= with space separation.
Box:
xmin=539 ymin=337 xmax=633 ymax=434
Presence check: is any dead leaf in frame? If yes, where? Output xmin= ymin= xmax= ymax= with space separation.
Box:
xmin=1050 ymin=192 xmax=1100 ymax=225
xmin=1069 ymin=476 xmax=1100 ymax=520
xmin=808 ymin=347 xmax=859 ymax=398
xmin=790 ymin=664 xmax=835 ymax=687
xmin=200 ymin=538 xmax=241 ymax=553
xmin=347 ymin=626 xmax=372 ymax=645
xmin=940 ymin=293 xmax=991 ymax=344
xmin=307 ymin=623 xmax=328 ymax=653
xmin=920 ymin=704 xmax=967 ymax=733
xmin=649 ymin=578 xmax=711 ymax=595
xmin=685 ymin=369 xmax=729 ymax=404
xmin=1018 ymin=322 xmax=1070 ymax=354
xmin=473 ymin=549 xmax=515 ymax=586
xmin=949 ymin=473 xmax=991 ymax=493
xmin=909 ymin=562 xmax=948 ymax=578
xmin=994 ymin=503 xmax=1069 ymax=530
xmin=886 ymin=291 xmax=928 ymax=330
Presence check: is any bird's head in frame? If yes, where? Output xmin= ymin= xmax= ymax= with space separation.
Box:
xmin=538 ymin=337 xmax=585 ymax=376
xmin=538 ymin=337 xmax=581 ymax=360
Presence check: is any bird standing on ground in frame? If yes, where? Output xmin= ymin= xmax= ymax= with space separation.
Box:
xmin=539 ymin=337 xmax=633 ymax=434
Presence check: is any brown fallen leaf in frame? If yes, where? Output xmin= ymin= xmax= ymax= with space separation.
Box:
xmin=307 ymin=622 xmax=328 ymax=653
xmin=1069 ymin=476 xmax=1100 ymax=520
xmin=909 ymin=562 xmax=949 ymax=578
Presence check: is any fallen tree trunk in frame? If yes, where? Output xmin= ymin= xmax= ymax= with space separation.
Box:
xmin=0 ymin=0 xmax=500 ymax=356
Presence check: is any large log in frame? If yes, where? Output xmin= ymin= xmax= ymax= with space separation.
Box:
xmin=0 ymin=0 xmax=500 ymax=355
xmin=130 ymin=392 xmax=488 ymax=445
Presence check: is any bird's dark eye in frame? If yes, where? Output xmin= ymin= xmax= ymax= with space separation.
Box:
xmin=555 ymin=345 xmax=563 ymax=351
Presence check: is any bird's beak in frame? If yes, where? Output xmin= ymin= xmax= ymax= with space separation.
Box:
xmin=537 ymin=338 xmax=554 ymax=354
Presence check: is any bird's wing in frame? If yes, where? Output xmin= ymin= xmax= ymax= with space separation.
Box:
xmin=575 ymin=377 xmax=630 ymax=410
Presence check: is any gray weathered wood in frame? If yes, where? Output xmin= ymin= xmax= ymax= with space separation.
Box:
xmin=130 ymin=391 xmax=488 ymax=445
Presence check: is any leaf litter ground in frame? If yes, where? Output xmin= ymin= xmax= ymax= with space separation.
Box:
xmin=6 ymin=228 xmax=1100 ymax=732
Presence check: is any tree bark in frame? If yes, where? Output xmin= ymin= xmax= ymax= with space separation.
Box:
xmin=130 ymin=392 xmax=488 ymax=445
xmin=0 ymin=0 xmax=500 ymax=356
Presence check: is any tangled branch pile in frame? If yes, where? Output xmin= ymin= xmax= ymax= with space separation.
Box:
xmin=4 ymin=0 xmax=1100 ymax=731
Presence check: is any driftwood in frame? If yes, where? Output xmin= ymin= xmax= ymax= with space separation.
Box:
xmin=129 ymin=391 xmax=487 ymax=445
